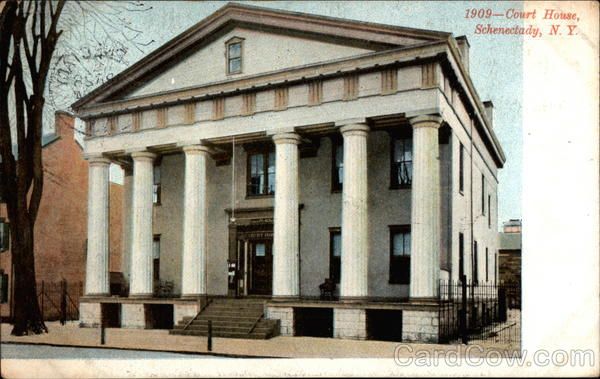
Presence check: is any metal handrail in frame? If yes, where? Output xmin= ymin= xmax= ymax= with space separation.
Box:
xmin=247 ymin=312 xmax=263 ymax=334
xmin=182 ymin=297 xmax=211 ymax=332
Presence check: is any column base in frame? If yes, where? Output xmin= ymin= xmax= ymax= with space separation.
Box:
xmin=83 ymin=292 xmax=110 ymax=298
xmin=179 ymin=294 xmax=207 ymax=300
xmin=409 ymin=296 xmax=440 ymax=304
xmin=338 ymin=296 xmax=369 ymax=303
xmin=128 ymin=293 xmax=153 ymax=299
xmin=270 ymin=295 xmax=300 ymax=302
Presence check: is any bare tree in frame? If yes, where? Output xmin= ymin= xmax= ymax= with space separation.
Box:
xmin=0 ymin=0 xmax=65 ymax=335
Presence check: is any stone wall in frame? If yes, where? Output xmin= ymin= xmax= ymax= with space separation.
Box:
xmin=265 ymin=306 xmax=294 ymax=336
xmin=79 ymin=302 xmax=101 ymax=327
xmin=173 ymin=303 xmax=200 ymax=324
xmin=333 ymin=308 xmax=366 ymax=340
xmin=121 ymin=303 xmax=146 ymax=329
xmin=401 ymin=309 xmax=439 ymax=343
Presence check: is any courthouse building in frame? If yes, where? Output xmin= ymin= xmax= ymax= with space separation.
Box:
xmin=72 ymin=3 xmax=504 ymax=342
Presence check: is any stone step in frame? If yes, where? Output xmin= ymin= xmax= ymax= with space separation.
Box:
xmin=178 ymin=314 xmax=259 ymax=323
xmin=172 ymin=298 xmax=278 ymax=340
xmin=170 ymin=329 xmax=273 ymax=339
xmin=175 ymin=319 xmax=270 ymax=328
xmin=205 ymin=306 xmax=264 ymax=312
xmin=174 ymin=324 xmax=275 ymax=334
xmin=199 ymin=310 xmax=263 ymax=317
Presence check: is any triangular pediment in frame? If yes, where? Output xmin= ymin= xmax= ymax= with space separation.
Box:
xmin=72 ymin=3 xmax=449 ymax=109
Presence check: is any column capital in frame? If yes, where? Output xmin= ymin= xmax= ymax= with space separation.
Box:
xmin=131 ymin=151 xmax=157 ymax=161
xmin=85 ymin=154 xmax=111 ymax=166
xmin=339 ymin=123 xmax=369 ymax=137
xmin=272 ymin=132 xmax=301 ymax=145
xmin=409 ymin=115 xmax=443 ymax=129
xmin=183 ymin=144 xmax=211 ymax=155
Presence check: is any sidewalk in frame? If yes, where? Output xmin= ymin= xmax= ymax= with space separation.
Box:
xmin=0 ymin=322 xmax=519 ymax=359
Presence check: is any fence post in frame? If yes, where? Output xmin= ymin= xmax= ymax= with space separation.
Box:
xmin=498 ymin=287 xmax=507 ymax=322
xmin=207 ymin=320 xmax=213 ymax=351
xmin=460 ymin=275 xmax=468 ymax=344
xmin=100 ymin=324 xmax=106 ymax=345
xmin=60 ymin=279 xmax=67 ymax=325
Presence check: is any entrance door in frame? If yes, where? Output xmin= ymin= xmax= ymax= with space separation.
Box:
xmin=249 ymin=239 xmax=272 ymax=295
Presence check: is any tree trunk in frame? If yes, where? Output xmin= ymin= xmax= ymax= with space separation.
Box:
xmin=10 ymin=210 xmax=46 ymax=336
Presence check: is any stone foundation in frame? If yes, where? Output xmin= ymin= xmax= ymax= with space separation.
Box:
xmin=174 ymin=303 xmax=200 ymax=323
xmin=265 ymin=306 xmax=294 ymax=336
xmin=401 ymin=309 xmax=439 ymax=343
xmin=121 ymin=303 xmax=146 ymax=329
xmin=79 ymin=302 xmax=102 ymax=327
xmin=333 ymin=308 xmax=366 ymax=340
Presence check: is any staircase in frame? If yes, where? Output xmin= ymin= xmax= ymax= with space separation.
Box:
xmin=170 ymin=298 xmax=280 ymax=339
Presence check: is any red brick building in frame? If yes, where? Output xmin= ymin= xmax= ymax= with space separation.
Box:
xmin=0 ymin=112 xmax=123 ymax=320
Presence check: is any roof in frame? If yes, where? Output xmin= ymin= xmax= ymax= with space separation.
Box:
xmin=71 ymin=2 xmax=449 ymax=110
xmin=499 ymin=232 xmax=522 ymax=251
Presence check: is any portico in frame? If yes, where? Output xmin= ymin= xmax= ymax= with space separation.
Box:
xmin=74 ymin=3 xmax=504 ymax=343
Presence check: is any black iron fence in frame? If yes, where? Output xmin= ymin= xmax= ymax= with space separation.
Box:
xmin=37 ymin=280 xmax=83 ymax=322
xmin=438 ymin=278 xmax=521 ymax=345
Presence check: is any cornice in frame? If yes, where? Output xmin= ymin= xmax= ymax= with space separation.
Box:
xmin=71 ymin=3 xmax=449 ymax=111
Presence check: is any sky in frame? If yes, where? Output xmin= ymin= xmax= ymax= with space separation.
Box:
xmin=51 ymin=1 xmax=524 ymax=228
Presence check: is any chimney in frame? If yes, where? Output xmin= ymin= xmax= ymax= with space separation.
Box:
xmin=455 ymin=36 xmax=470 ymax=73
xmin=54 ymin=111 xmax=76 ymax=140
xmin=483 ymin=100 xmax=494 ymax=128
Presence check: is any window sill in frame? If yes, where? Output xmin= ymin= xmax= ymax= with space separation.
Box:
xmin=389 ymin=185 xmax=411 ymax=190
xmin=459 ymin=190 xmax=464 ymax=196
xmin=388 ymin=281 xmax=410 ymax=285
xmin=245 ymin=194 xmax=275 ymax=200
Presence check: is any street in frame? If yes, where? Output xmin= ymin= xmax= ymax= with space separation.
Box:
xmin=0 ymin=343 xmax=228 ymax=360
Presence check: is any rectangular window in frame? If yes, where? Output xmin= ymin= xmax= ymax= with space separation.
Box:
xmin=227 ymin=41 xmax=242 ymax=74
xmin=329 ymin=228 xmax=341 ymax=283
xmin=485 ymin=247 xmax=489 ymax=282
xmin=389 ymin=225 xmax=411 ymax=284
xmin=332 ymin=139 xmax=343 ymax=191
xmin=391 ymin=138 xmax=412 ymax=188
xmin=481 ymin=174 xmax=485 ymax=215
xmin=0 ymin=221 xmax=9 ymax=252
xmin=153 ymin=235 xmax=161 ymax=281
xmin=473 ymin=240 xmax=479 ymax=284
xmin=247 ymin=151 xmax=275 ymax=196
xmin=0 ymin=269 xmax=7 ymax=303
xmin=153 ymin=165 xmax=161 ymax=204
xmin=494 ymin=251 xmax=498 ymax=285
xmin=459 ymin=143 xmax=464 ymax=193
xmin=458 ymin=232 xmax=464 ymax=279
xmin=488 ymin=195 xmax=491 ymax=228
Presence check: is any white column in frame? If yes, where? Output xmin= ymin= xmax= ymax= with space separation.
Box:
xmin=85 ymin=156 xmax=111 ymax=296
xmin=272 ymin=132 xmax=301 ymax=298
xmin=339 ymin=123 xmax=369 ymax=299
xmin=181 ymin=145 xmax=210 ymax=297
xmin=129 ymin=151 xmax=156 ymax=297
xmin=409 ymin=115 xmax=443 ymax=300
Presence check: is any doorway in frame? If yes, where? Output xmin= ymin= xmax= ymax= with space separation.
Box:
xmin=232 ymin=219 xmax=274 ymax=297
xmin=248 ymin=239 xmax=273 ymax=295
